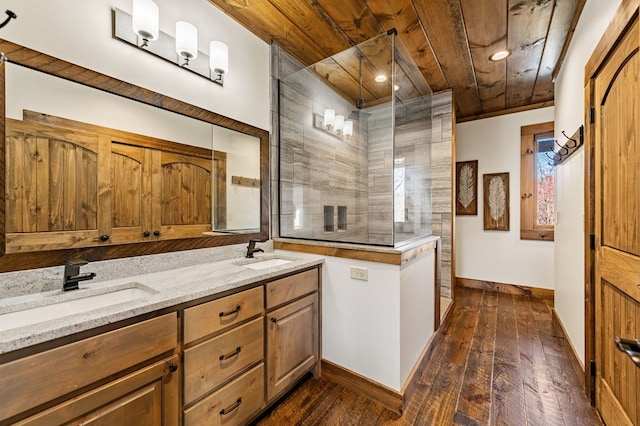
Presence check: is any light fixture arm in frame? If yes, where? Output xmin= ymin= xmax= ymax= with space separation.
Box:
xmin=0 ymin=10 xmax=17 ymax=29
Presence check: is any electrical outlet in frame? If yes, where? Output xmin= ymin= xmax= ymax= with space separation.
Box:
xmin=350 ymin=266 xmax=368 ymax=281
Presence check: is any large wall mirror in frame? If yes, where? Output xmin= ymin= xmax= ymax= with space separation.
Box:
xmin=0 ymin=40 xmax=269 ymax=272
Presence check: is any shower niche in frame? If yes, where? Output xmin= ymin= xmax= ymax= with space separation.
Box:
xmin=277 ymin=29 xmax=434 ymax=247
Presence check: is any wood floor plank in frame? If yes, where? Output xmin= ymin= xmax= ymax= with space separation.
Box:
xmin=515 ymin=295 xmax=566 ymax=426
xmin=529 ymin=296 xmax=601 ymax=425
xmin=253 ymin=287 xmax=602 ymax=426
xmin=491 ymin=292 xmax=527 ymax=425
xmin=455 ymin=291 xmax=497 ymax=424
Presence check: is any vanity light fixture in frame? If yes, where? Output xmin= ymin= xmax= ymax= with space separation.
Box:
xmin=210 ymin=41 xmax=229 ymax=86
xmin=489 ymin=49 xmax=511 ymax=61
xmin=315 ymin=110 xmax=354 ymax=140
xmin=334 ymin=114 xmax=345 ymax=133
xmin=343 ymin=120 xmax=353 ymax=137
xmin=132 ymin=0 xmax=159 ymax=48
xmin=323 ymin=109 xmax=336 ymax=129
xmin=114 ymin=3 xmax=230 ymax=86
xmin=175 ymin=21 xmax=198 ymax=67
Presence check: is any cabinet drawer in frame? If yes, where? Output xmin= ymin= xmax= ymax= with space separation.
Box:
xmin=184 ymin=363 xmax=265 ymax=426
xmin=0 ymin=313 xmax=178 ymax=423
xmin=184 ymin=286 xmax=264 ymax=344
xmin=183 ymin=317 xmax=263 ymax=405
xmin=266 ymin=269 xmax=318 ymax=309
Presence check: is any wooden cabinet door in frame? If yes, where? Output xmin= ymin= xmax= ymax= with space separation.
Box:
xmin=593 ymin=16 xmax=640 ymax=426
xmin=159 ymin=150 xmax=212 ymax=239
xmin=109 ymin=142 xmax=160 ymax=243
xmin=267 ymin=292 xmax=318 ymax=401
xmin=5 ymin=119 xmax=104 ymax=253
xmin=15 ymin=355 xmax=179 ymax=426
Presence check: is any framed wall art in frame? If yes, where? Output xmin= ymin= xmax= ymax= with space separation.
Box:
xmin=456 ymin=160 xmax=478 ymax=215
xmin=483 ymin=172 xmax=509 ymax=231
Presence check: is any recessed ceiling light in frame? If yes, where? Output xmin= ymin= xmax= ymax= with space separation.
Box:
xmin=374 ymin=74 xmax=387 ymax=83
xmin=394 ymin=85 xmax=400 ymax=91
xmin=489 ymin=49 xmax=511 ymax=61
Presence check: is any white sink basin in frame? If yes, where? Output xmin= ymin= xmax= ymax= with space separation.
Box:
xmin=0 ymin=283 xmax=157 ymax=332
xmin=241 ymin=258 xmax=292 ymax=270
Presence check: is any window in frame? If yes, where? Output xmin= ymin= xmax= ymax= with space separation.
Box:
xmin=520 ymin=122 xmax=555 ymax=241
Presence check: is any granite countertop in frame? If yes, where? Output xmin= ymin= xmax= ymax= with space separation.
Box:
xmin=0 ymin=251 xmax=323 ymax=355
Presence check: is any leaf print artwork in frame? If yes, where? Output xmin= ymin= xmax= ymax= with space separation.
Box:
xmin=457 ymin=164 xmax=475 ymax=208
xmin=488 ymin=176 xmax=506 ymax=225
xmin=483 ymin=172 xmax=509 ymax=231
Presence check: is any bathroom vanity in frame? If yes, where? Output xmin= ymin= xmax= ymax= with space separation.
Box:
xmin=0 ymin=253 xmax=322 ymax=425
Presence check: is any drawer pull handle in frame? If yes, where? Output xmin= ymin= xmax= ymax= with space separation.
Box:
xmin=219 ymin=346 xmax=242 ymax=361
xmin=220 ymin=397 xmax=242 ymax=415
xmin=219 ymin=304 xmax=241 ymax=317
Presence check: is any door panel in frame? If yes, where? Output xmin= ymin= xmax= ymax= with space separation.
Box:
xmin=5 ymin=119 xmax=101 ymax=252
xmin=594 ymin=16 xmax=640 ymax=426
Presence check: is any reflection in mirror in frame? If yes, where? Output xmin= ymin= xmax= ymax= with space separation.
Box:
xmin=0 ymin=40 xmax=269 ymax=271
xmin=212 ymin=126 xmax=260 ymax=232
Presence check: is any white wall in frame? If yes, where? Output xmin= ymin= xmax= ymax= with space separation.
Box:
xmin=321 ymin=250 xmax=436 ymax=391
xmin=553 ymin=0 xmax=623 ymax=365
xmin=1 ymin=0 xmax=270 ymax=131
xmin=455 ymin=107 xmax=555 ymax=289
xmin=322 ymin=256 xmax=401 ymax=389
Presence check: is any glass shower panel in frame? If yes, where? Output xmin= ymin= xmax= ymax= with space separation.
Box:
xmin=278 ymin=30 xmax=432 ymax=247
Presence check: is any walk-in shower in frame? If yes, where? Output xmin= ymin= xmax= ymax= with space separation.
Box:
xmin=277 ymin=29 xmax=433 ymax=246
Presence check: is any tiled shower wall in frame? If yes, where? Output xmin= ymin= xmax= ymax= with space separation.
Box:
xmin=366 ymin=99 xmax=433 ymax=245
xmin=430 ymin=91 xmax=454 ymax=298
xmin=271 ymin=45 xmax=369 ymax=242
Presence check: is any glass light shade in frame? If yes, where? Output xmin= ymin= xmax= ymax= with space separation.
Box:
xmin=210 ymin=41 xmax=229 ymax=74
xmin=323 ymin=109 xmax=335 ymax=128
xmin=176 ymin=21 xmax=198 ymax=59
xmin=132 ymin=0 xmax=159 ymax=41
xmin=334 ymin=114 xmax=345 ymax=132
xmin=343 ymin=120 xmax=353 ymax=137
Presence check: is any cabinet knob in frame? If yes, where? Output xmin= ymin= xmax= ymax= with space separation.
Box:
xmin=168 ymin=362 xmax=178 ymax=373
xmin=153 ymin=230 xmax=160 ymax=237
xmin=143 ymin=231 xmax=150 ymax=237
xmin=99 ymin=234 xmax=109 ymax=242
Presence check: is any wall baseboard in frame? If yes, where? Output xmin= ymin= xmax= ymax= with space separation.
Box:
xmin=321 ymin=359 xmax=404 ymax=414
xmin=552 ymin=308 xmax=586 ymax=389
xmin=456 ymin=277 xmax=554 ymax=299
xmin=321 ymin=298 xmax=456 ymax=414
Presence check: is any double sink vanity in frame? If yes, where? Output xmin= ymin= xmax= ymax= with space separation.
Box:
xmin=0 ymin=252 xmax=323 ymax=425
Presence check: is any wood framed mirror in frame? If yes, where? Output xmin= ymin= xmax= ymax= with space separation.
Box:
xmin=0 ymin=39 xmax=269 ymax=272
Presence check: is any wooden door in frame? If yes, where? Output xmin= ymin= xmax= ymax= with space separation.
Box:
xmin=266 ymin=292 xmax=318 ymax=401
xmin=109 ymin=142 xmax=159 ymax=243
xmin=159 ymin=150 xmax=212 ymax=239
xmin=5 ymin=119 xmax=103 ymax=253
xmin=593 ymin=16 xmax=640 ymax=426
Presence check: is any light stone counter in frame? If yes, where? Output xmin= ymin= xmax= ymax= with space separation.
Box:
xmin=0 ymin=251 xmax=323 ymax=355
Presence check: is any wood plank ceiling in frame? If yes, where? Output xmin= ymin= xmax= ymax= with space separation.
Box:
xmin=207 ymin=0 xmax=585 ymax=122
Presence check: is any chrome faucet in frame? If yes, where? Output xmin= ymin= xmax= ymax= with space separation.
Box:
xmin=245 ymin=239 xmax=265 ymax=258
xmin=63 ymin=259 xmax=96 ymax=291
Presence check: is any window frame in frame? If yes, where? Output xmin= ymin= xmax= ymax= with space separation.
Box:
xmin=520 ymin=121 xmax=555 ymax=241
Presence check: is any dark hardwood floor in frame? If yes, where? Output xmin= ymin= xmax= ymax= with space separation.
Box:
xmin=254 ymin=287 xmax=602 ymax=425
